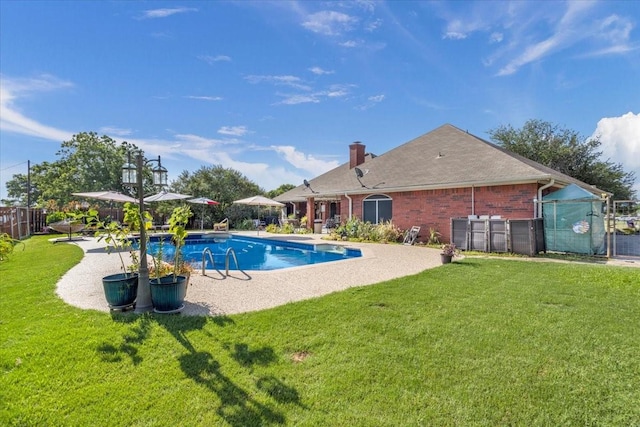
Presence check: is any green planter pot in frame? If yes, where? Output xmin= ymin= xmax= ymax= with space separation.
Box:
xmin=102 ymin=273 xmax=138 ymax=310
xmin=150 ymin=275 xmax=189 ymax=313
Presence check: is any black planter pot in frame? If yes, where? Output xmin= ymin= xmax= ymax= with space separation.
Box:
xmin=150 ymin=275 xmax=189 ymax=313
xmin=102 ymin=273 xmax=138 ymax=310
xmin=440 ymin=254 xmax=453 ymax=264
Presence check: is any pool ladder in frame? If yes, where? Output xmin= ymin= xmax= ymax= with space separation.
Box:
xmin=201 ymin=247 xmax=240 ymax=277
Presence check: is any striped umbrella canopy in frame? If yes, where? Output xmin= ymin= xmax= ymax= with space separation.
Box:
xmin=187 ymin=197 xmax=220 ymax=230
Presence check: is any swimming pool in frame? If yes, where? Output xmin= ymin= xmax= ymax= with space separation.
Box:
xmin=138 ymin=234 xmax=362 ymax=271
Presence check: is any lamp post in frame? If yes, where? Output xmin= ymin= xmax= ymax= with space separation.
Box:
xmin=122 ymin=152 xmax=167 ymax=313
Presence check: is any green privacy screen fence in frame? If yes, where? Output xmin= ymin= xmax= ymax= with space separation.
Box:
xmin=542 ymin=184 xmax=606 ymax=256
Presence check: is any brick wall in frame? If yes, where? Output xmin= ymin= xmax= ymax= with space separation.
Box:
xmin=337 ymin=183 xmax=539 ymax=242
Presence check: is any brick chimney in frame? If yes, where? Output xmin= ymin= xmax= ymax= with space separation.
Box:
xmin=349 ymin=141 xmax=365 ymax=169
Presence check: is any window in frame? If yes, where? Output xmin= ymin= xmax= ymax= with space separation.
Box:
xmin=363 ymin=194 xmax=392 ymax=224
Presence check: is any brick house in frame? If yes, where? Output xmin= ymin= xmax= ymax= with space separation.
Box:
xmin=275 ymin=124 xmax=605 ymax=243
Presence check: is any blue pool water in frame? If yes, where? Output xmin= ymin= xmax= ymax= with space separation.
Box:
xmin=138 ymin=234 xmax=362 ymax=271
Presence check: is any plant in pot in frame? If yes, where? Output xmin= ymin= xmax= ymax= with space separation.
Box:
xmin=93 ymin=205 xmax=142 ymax=310
xmin=440 ymin=243 xmax=459 ymax=264
xmin=149 ymin=205 xmax=194 ymax=313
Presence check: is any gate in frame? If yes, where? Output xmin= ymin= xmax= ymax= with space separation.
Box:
xmin=611 ymin=200 xmax=640 ymax=257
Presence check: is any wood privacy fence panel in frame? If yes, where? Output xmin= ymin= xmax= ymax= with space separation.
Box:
xmin=0 ymin=207 xmax=30 ymax=239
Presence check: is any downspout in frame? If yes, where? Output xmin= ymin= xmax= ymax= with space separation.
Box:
xmin=344 ymin=193 xmax=353 ymax=219
xmin=471 ymin=185 xmax=475 ymax=216
xmin=605 ymin=195 xmax=611 ymax=259
xmin=537 ymin=179 xmax=555 ymax=218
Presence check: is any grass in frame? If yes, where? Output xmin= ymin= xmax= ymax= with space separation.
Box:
xmin=1 ymin=236 xmax=639 ymax=426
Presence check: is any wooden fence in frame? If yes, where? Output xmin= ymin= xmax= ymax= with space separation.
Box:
xmin=0 ymin=207 xmax=125 ymax=240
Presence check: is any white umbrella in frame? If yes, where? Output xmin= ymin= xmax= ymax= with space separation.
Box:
xmin=187 ymin=197 xmax=220 ymax=230
xmin=233 ymin=195 xmax=284 ymax=234
xmin=232 ymin=195 xmax=284 ymax=207
xmin=72 ymin=190 xmax=138 ymax=222
xmin=72 ymin=190 xmax=138 ymax=203
xmin=143 ymin=191 xmax=192 ymax=202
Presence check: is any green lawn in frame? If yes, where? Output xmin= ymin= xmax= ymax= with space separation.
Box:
xmin=1 ymin=236 xmax=639 ymax=426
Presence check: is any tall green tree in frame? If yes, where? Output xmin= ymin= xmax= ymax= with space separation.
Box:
xmin=171 ymin=165 xmax=264 ymax=225
xmin=488 ymin=119 xmax=636 ymax=199
xmin=266 ymin=184 xmax=296 ymax=199
xmin=5 ymin=132 xmax=141 ymax=206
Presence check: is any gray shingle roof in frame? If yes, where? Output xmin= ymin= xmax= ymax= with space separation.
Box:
xmin=276 ymin=124 xmax=604 ymax=202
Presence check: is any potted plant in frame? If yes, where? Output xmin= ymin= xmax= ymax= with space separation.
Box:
xmin=440 ymin=243 xmax=459 ymax=264
xmin=94 ymin=206 xmax=140 ymax=310
xmin=149 ymin=205 xmax=193 ymax=313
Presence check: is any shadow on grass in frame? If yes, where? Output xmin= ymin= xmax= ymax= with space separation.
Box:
xmin=179 ymin=351 xmax=287 ymax=425
xmin=96 ymin=313 xmax=154 ymax=365
xmin=156 ymin=315 xmax=302 ymax=426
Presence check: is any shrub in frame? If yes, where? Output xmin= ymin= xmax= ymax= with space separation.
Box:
xmin=46 ymin=211 xmax=66 ymax=224
xmin=0 ymin=233 xmax=25 ymax=262
xmin=333 ymin=218 xmax=403 ymax=243
xmin=373 ymin=220 xmax=404 ymax=243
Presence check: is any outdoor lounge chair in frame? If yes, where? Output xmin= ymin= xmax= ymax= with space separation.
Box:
xmin=214 ymin=218 xmax=229 ymax=231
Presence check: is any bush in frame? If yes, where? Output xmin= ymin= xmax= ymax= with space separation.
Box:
xmin=332 ymin=218 xmax=403 ymax=243
xmin=265 ymin=222 xmax=296 ymax=234
xmin=373 ymin=220 xmax=404 ymax=243
xmin=46 ymin=211 xmax=66 ymax=224
xmin=0 ymin=233 xmax=25 ymax=262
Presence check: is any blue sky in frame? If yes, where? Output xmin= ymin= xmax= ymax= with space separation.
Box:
xmin=1 ymin=0 xmax=639 ymax=202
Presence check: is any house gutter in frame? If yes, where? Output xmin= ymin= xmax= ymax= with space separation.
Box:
xmin=536 ymin=179 xmax=555 ymax=218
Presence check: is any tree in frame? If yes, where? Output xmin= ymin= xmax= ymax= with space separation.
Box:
xmin=5 ymin=132 xmax=144 ymax=207
xmin=266 ymin=184 xmax=296 ymax=199
xmin=171 ymin=165 xmax=264 ymax=225
xmin=488 ymin=119 xmax=636 ymax=199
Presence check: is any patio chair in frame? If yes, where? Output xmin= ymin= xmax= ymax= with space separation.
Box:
xmin=214 ymin=218 xmax=229 ymax=231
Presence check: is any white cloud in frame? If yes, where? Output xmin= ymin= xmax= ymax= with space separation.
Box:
xmin=592 ymin=112 xmax=640 ymax=195
xmin=308 ymin=66 xmax=334 ymax=75
xmin=302 ymin=11 xmax=357 ymax=36
xmin=140 ymin=7 xmax=197 ymax=19
xmin=0 ymin=74 xmax=74 ymax=142
xmin=355 ymin=94 xmax=385 ymax=110
xmin=276 ymin=93 xmax=320 ymax=105
xmin=245 ymin=75 xmax=312 ymax=91
xmin=185 ymin=95 xmax=223 ymax=101
xmin=340 ymin=40 xmax=358 ymax=48
xmin=365 ymin=18 xmax=383 ymax=32
xmin=197 ymin=55 xmax=231 ymax=65
xmin=218 ymin=126 xmax=250 ymax=137
xmin=490 ymin=32 xmax=503 ymax=43
xmin=271 ymin=145 xmax=340 ymax=176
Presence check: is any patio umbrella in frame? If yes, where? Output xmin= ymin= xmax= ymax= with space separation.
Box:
xmin=72 ymin=190 xmax=138 ymax=222
xmin=143 ymin=191 xmax=192 ymax=203
xmin=187 ymin=197 xmax=220 ymax=230
xmin=233 ymin=195 xmax=284 ymax=234
xmin=72 ymin=190 xmax=138 ymax=204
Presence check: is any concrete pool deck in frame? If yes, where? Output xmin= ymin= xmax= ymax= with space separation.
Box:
xmin=56 ymin=232 xmax=445 ymax=316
